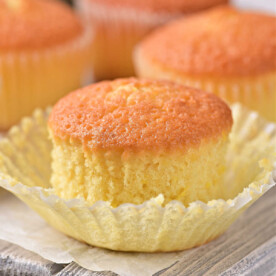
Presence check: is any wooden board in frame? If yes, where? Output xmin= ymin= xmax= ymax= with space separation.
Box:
xmin=0 ymin=186 xmax=275 ymax=276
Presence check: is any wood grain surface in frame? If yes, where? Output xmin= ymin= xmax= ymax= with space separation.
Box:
xmin=0 ymin=186 xmax=275 ymax=276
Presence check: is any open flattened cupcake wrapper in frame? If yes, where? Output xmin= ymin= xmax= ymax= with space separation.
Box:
xmin=0 ymin=104 xmax=275 ymax=252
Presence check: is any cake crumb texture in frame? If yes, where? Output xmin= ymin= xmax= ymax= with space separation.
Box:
xmin=50 ymin=136 xmax=228 ymax=206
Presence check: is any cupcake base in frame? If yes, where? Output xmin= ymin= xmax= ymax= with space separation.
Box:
xmin=50 ymin=134 xmax=229 ymax=207
xmin=0 ymin=104 xmax=275 ymax=252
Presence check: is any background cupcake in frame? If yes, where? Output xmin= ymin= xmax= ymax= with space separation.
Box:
xmin=76 ymin=0 xmax=229 ymax=80
xmin=134 ymin=7 xmax=276 ymax=122
xmin=0 ymin=0 xmax=93 ymax=130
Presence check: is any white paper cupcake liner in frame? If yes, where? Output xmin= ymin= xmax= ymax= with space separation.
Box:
xmin=186 ymin=77 xmax=275 ymax=122
xmin=0 ymin=104 xmax=275 ymax=252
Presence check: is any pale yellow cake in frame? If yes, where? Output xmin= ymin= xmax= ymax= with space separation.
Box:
xmin=0 ymin=0 xmax=92 ymax=130
xmin=134 ymin=7 xmax=276 ymax=121
xmin=48 ymin=78 xmax=233 ymax=207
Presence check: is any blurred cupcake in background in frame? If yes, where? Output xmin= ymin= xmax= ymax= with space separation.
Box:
xmin=134 ymin=7 xmax=276 ymax=121
xmin=0 ymin=0 xmax=93 ymax=130
xmin=76 ymin=0 xmax=229 ymax=80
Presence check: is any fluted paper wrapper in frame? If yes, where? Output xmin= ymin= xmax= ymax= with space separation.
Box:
xmin=0 ymin=25 xmax=94 ymax=129
xmin=0 ymin=104 xmax=275 ymax=273
xmin=181 ymin=76 xmax=276 ymax=122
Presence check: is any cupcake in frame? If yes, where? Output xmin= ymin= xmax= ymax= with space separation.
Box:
xmin=76 ymin=0 xmax=229 ymax=80
xmin=0 ymin=0 xmax=93 ymax=130
xmin=0 ymin=91 xmax=275 ymax=252
xmin=134 ymin=7 xmax=276 ymax=122
xmin=48 ymin=78 xmax=233 ymax=207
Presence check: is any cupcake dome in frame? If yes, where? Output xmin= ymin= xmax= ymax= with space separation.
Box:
xmin=0 ymin=0 xmax=81 ymax=50
xmin=0 ymin=0 xmax=92 ymax=130
xmin=76 ymin=0 xmax=228 ymax=80
xmin=49 ymin=78 xmax=232 ymax=207
xmin=134 ymin=6 xmax=276 ymax=121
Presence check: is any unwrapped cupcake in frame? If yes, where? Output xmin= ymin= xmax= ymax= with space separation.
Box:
xmin=76 ymin=0 xmax=229 ymax=80
xmin=134 ymin=6 xmax=276 ymax=122
xmin=48 ymin=78 xmax=233 ymax=207
xmin=0 ymin=0 xmax=93 ymax=130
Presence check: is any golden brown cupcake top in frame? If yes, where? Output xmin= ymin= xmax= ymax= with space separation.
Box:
xmin=49 ymin=78 xmax=232 ymax=151
xmin=0 ymin=0 xmax=83 ymax=51
xmin=90 ymin=0 xmax=228 ymax=13
xmin=138 ymin=6 xmax=276 ymax=76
